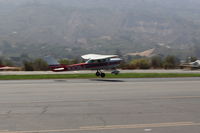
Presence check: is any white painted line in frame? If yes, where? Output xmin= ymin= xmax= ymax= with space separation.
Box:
xmin=144 ymin=128 xmax=152 ymax=132
xmin=0 ymin=121 xmax=199 ymax=133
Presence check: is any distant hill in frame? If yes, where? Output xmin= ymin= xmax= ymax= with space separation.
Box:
xmin=126 ymin=49 xmax=155 ymax=57
xmin=0 ymin=0 xmax=200 ymax=59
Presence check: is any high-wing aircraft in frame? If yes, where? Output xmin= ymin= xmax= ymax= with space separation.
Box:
xmin=45 ymin=54 xmax=122 ymax=77
xmin=180 ymin=60 xmax=200 ymax=70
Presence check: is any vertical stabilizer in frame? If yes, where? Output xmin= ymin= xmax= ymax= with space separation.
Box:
xmin=44 ymin=56 xmax=60 ymax=66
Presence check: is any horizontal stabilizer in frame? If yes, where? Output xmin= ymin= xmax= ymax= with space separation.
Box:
xmin=44 ymin=56 xmax=60 ymax=66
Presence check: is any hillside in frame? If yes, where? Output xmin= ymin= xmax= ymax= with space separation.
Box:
xmin=0 ymin=0 xmax=200 ymax=58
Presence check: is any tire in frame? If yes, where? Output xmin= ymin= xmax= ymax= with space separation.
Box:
xmin=96 ymin=71 xmax=100 ymax=76
xmin=100 ymin=73 xmax=105 ymax=78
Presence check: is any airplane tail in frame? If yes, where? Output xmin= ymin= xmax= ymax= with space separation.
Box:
xmin=44 ymin=56 xmax=60 ymax=66
xmin=44 ymin=56 xmax=65 ymax=71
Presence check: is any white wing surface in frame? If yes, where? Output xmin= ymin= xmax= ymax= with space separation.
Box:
xmin=81 ymin=54 xmax=118 ymax=60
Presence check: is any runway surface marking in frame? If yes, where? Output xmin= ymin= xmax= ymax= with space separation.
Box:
xmin=157 ymin=96 xmax=200 ymax=99
xmin=0 ymin=122 xmax=200 ymax=133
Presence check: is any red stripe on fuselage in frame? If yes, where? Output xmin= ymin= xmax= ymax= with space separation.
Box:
xmin=50 ymin=61 xmax=120 ymax=72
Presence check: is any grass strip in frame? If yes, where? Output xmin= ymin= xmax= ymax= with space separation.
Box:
xmin=0 ymin=73 xmax=200 ymax=80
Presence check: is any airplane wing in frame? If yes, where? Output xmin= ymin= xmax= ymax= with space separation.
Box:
xmin=81 ymin=54 xmax=118 ymax=60
xmin=189 ymin=60 xmax=200 ymax=66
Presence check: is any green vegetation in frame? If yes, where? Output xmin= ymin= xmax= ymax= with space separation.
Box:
xmin=129 ymin=58 xmax=151 ymax=69
xmin=0 ymin=73 xmax=200 ymax=80
xmin=0 ymin=54 xmax=196 ymax=71
xmin=59 ymin=58 xmax=80 ymax=65
xmin=23 ymin=58 xmax=49 ymax=71
xmin=151 ymin=56 xmax=163 ymax=68
xmin=0 ymin=57 xmax=14 ymax=66
xmin=122 ymin=55 xmax=181 ymax=69
xmin=163 ymin=55 xmax=180 ymax=69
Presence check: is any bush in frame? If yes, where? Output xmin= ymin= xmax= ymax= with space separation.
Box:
xmin=59 ymin=59 xmax=70 ymax=65
xmin=23 ymin=58 xmax=49 ymax=71
xmin=122 ymin=63 xmax=137 ymax=69
xmin=23 ymin=61 xmax=34 ymax=71
xmin=59 ymin=58 xmax=79 ymax=65
xmin=0 ymin=58 xmax=3 ymax=66
xmin=33 ymin=58 xmax=49 ymax=71
xmin=163 ymin=55 xmax=179 ymax=69
xmin=0 ymin=57 xmax=14 ymax=66
xmin=151 ymin=56 xmax=163 ymax=68
xmin=123 ymin=55 xmax=180 ymax=69
xmin=130 ymin=58 xmax=151 ymax=69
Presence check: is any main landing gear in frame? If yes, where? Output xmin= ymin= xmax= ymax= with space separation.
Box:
xmin=96 ymin=70 xmax=105 ymax=78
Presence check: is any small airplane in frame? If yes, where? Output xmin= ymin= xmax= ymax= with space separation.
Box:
xmin=180 ymin=60 xmax=200 ymax=70
xmin=45 ymin=54 xmax=122 ymax=77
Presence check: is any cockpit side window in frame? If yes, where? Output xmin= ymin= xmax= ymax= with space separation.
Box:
xmin=86 ymin=58 xmax=110 ymax=63
xmin=102 ymin=59 xmax=106 ymax=62
xmin=86 ymin=60 xmax=94 ymax=63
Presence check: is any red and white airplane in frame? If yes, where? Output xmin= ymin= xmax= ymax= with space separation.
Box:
xmin=45 ymin=54 xmax=122 ymax=77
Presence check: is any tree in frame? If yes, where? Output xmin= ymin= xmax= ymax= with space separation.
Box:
xmin=70 ymin=58 xmax=79 ymax=64
xmin=163 ymin=55 xmax=179 ymax=69
xmin=59 ymin=59 xmax=70 ymax=65
xmin=23 ymin=58 xmax=49 ymax=71
xmin=3 ymin=60 xmax=14 ymax=66
xmin=151 ymin=56 xmax=163 ymax=68
xmin=33 ymin=58 xmax=49 ymax=71
xmin=23 ymin=61 xmax=34 ymax=71
xmin=59 ymin=58 xmax=80 ymax=65
xmin=0 ymin=57 xmax=14 ymax=66
xmin=0 ymin=58 xmax=3 ymax=65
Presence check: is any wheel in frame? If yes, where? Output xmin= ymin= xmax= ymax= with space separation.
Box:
xmin=100 ymin=73 xmax=105 ymax=78
xmin=96 ymin=71 xmax=100 ymax=76
xmin=111 ymin=70 xmax=120 ymax=75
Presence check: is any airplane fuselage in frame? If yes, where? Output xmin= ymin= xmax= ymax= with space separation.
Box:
xmin=49 ymin=58 xmax=121 ymax=72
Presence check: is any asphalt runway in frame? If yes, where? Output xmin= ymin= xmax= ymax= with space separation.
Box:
xmin=0 ymin=78 xmax=200 ymax=133
xmin=1 ymin=69 xmax=200 ymax=75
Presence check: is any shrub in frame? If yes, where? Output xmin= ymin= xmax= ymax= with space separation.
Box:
xmin=23 ymin=58 xmax=48 ymax=71
xmin=23 ymin=61 xmax=34 ymax=71
xmin=130 ymin=58 xmax=151 ymax=69
xmin=163 ymin=55 xmax=179 ymax=69
xmin=33 ymin=58 xmax=49 ymax=71
xmin=151 ymin=56 xmax=163 ymax=68
xmin=59 ymin=59 xmax=70 ymax=65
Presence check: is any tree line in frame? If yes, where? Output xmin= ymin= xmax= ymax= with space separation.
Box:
xmin=0 ymin=55 xmax=197 ymax=71
xmin=23 ymin=58 xmax=79 ymax=71
xmin=121 ymin=55 xmax=181 ymax=69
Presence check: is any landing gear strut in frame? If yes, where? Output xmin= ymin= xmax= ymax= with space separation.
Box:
xmin=96 ymin=70 xmax=105 ymax=78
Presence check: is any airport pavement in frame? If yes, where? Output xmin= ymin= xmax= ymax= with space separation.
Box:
xmin=0 ymin=78 xmax=200 ymax=133
xmin=0 ymin=69 xmax=200 ymax=75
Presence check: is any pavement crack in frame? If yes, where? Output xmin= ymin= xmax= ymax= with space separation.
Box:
xmin=98 ymin=116 xmax=107 ymax=126
xmin=40 ymin=106 xmax=49 ymax=115
xmin=6 ymin=110 xmax=12 ymax=118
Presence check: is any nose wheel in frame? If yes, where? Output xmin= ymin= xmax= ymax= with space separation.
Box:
xmin=96 ymin=70 xmax=105 ymax=78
